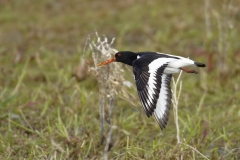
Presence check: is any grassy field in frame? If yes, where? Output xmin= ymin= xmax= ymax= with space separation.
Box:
xmin=0 ymin=0 xmax=240 ymax=159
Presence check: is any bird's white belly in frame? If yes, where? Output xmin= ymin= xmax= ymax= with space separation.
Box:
xmin=163 ymin=67 xmax=180 ymax=74
xmin=167 ymin=59 xmax=194 ymax=68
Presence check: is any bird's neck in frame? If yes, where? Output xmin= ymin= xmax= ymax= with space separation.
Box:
xmin=123 ymin=54 xmax=138 ymax=66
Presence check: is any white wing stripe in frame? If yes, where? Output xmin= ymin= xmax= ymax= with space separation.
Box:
xmin=146 ymin=86 xmax=154 ymax=101
xmin=154 ymin=74 xmax=170 ymax=119
xmin=147 ymin=58 xmax=175 ymax=107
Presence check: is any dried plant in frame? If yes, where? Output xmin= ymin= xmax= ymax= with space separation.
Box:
xmin=87 ymin=33 xmax=125 ymax=160
xmin=172 ymin=71 xmax=209 ymax=160
xmin=171 ymin=71 xmax=183 ymax=145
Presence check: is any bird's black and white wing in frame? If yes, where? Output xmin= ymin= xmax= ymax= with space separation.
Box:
xmin=133 ymin=57 xmax=175 ymax=129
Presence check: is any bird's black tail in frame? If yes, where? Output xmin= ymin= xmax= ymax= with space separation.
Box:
xmin=194 ymin=62 xmax=206 ymax=67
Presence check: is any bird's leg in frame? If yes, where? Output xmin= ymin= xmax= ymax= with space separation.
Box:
xmin=179 ymin=67 xmax=198 ymax=74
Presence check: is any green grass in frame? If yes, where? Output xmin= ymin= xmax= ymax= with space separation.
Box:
xmin=0 ymin=0 xmax=240 ymax=159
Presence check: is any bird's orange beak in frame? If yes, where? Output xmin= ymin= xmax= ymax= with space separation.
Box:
xmin=98 ymin=58 xmax=116 ymax=66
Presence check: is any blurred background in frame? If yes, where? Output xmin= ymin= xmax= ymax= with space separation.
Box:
xmin=0 ymin=0 xmax=240 ymax=159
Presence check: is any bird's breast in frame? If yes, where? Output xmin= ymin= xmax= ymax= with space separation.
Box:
xmin=163 ymin=67 xmax=180 ymax=74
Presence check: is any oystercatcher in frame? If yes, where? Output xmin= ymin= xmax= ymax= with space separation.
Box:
xmin=98 ymin=51 xmax=205 ymax=130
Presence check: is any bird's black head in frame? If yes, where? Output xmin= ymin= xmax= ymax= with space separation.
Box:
xmin=114 ymin=51 xmax=137 ymax=66
xmin=98 ymin=51 xmax=137 ymax=66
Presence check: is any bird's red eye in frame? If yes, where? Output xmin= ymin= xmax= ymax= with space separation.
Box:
xmin=118 ymin=53 xmax=121 ymax=57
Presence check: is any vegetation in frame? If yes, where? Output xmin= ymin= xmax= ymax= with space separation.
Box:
xmin=0 ymin=0 xmax=240 ymax=159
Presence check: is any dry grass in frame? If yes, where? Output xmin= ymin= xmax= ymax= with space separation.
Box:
xmin=88 ymin=34 xmax=122 ymax=159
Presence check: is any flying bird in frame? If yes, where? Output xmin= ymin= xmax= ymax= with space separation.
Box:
xmin=98 ymin=51 xmax=205 ymax=130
